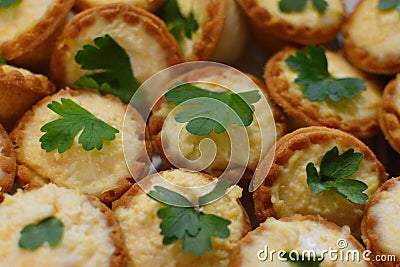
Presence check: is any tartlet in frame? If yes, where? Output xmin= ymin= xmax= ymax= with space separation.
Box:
xmin=264 ymin=47 xmax=382 ymax=139
xmin=253 ymin=126 xmax=387 ymax=237
xmin=148 ymin=65 xmax=286 ymax=177
xmin=51 ymin=3 xmax=183 ymax=90
xmin=157 ymin=0 xmax=248 ymax=64
xmin=343 ymin=0 xmax=400 ymax=75
xmin=379 ymin=75 xmax=400 ymax=154
xmin=236 ymin=0 xmax=345 ymax=45
xmin=74 ymin=0 xmax=166 ymax=13
xmin=11 ymin=89 xmax=149 ymax=204
xmin=0 ymin=64 xmax=56 ymax=131
xmin=112 ymin=168 xmax=251 ymax=266
xmin=0 ymin=0 xmax=74 ymax=72
xmin=0 ymin=123 xmax=15 ymax=200
xmin=0 ymin=183 xmax=127 ymax=266
xmin=229 ymin=215 xmax=373 ymax=267
xmin=362 ymin=177 xmax=400 ymax=267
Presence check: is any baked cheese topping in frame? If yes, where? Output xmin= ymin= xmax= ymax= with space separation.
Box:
xmin=2 ymin=64 xmax=35 ymax=76
xmin=154 ymin=71 xmax=277 ymax=173
xmin=271 ymin=142 xmax=381 ymax=235
xmin=393 ymin=75 xmax=400 ymax=115
xmin=0 ymin=0 xmax=56 ymax=44
xmin=278 ymin=51 xmax=381 ymax=120
xmin=82 ymin=0 xmax=156 ymax=10
xmin=0 ymin=184 xmax=115 ymax=266
xmin=256 ymin=0 xmax=344 ymax=28
xmin=59 ymin=16 xmax=170 ymax=85
xmin=114 ymin=169 xmax=246 ymax=267
xmin=19 ymin=90 xmax=143 ymax=195
xmin=237 ymin=216 xmax=369 ymax=266
xmin=369 ymin=179 xmax=400 ymax=256
xmin=347 ymin=0 xmax=400 ymax=58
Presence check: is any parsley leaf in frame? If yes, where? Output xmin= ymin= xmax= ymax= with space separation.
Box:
xmin=39 ymin=98 xmax=119 ymax=153
xmin=147 ymin=181 xmax=231 ymax=256
xmin=0 ymin=54 xmax=5 ymax=65
xmin=19 ymin=217 xmax=64 ymax=250
xmin=74 ymin=34 xmax=139 ymax=104
xmin=377 ymin=0 xmax=400 ymax=12
xmin=0 ymin=0 xmax=21 ymax=8
xmin=285 ymin=45 xmax=366 ymax=102
xmin=164 ymin=83 xmax=261 ymax=136
xmin=306 ymin=146 xmax=369 ymax=204
xmin=282 ymin=251 xmax=324 ymax=267
xmin=279 ymin=0 xmax=328 ymax=14
xmin=158 ymin=0 xmax=199 ymax=42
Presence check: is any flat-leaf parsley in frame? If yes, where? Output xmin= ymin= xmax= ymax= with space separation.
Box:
xmin=279 ymin=0 xmax=328 ymax=14
xmin=285 ymin=45 xmax=366 ymax=102
xmin=377 ymin=0 xmax=400 ymax=12
xmin=306 ymin=146 xmax=369 ymax=204
xmin=0 ymin=0 xmax=21 ymax=8
xmin=40 ymin=98 xmax=119 ymax=153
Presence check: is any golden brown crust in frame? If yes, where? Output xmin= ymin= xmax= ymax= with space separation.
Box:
xmin=253 ymin=126 xmax=388 ymax=223
xmin=87 ymin=195 xmax=129 ymax=267
xmin=264 ymin=47 xmax=380 ymax=139
xmin=342 ymin=1 xmax=400 ymax=75
xmin=361 ymin=177 xmax=400 ymax=267
xmin=10 ymin=89 xmax=149 ymax=205
xmin=51 ymin=3 xmax=183 ymax=89
xmin=73 ymin=0 xmax=166 ymax=13
xmin=379 ymin=77 xmax=400 ymax=154
xmin=0 ymin=0 xmax=74 ymax=69
xmin=229 ymin=215 xmax=373 ymax=267
xmin=236 ymin=0 xmax=345 ymax=45
xmin=0 ymin=123 xmax=15 ymax=200
xmin=0 ymin=66 xmax=56 ymax=131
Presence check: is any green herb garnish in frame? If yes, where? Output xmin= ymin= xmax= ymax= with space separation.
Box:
xmin=377 ymin=0 xmax=400 ymax=12
xmin=279 ymin=0 xmax=328 ymax=14
xmin=164 ymin=83 xmax=261 ymax=136
xmin=285 ymin=45 xmax=366 ymax=102
xmin=306 ymin=146 xmax=368 ymax=204
xmin=0 ymin=0 xmax=21 ymax=8
xmin=19 ymin=217 xmax=64 ymax=250
xmin=74 ymin=34 xmax=138 ymax=104
xmin=158 ymin=0 xmax=199 ymax=42
xmin=147 ymin=180 xmax=231 ymax=256
xmin=0 ymin=54 xmax=5 ymax=65
xmin=282 ymin=251 xmax=324 ymax=267
xmin=40 ymin=98 xmax=119 ymax=153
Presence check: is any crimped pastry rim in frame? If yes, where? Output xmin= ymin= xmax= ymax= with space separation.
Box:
xmin=73 ymin=0 xmax=166 ymax=13
xmin=0 ymin=123 xmax=16 ymax=199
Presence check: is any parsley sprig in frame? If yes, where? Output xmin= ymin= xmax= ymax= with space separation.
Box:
xmin=74 ymin=34 xmax=139 ymax=104
xmin=282 ymin=251 xmax=323 ymax=267
xmin=164 ymin=84 xmax=261 ymax=136
xmin=306 ymin=146 xmax=369 ymax=204
xmin=40 ymin=98 xmax=119 ymax=153
xmin=377 ymin=0 xmax=400 ymax=12
xmin=0 ymin=0 xmax=21 ymax=8
xmin=148 ymin=180 xmax=231 ymax=256
xmin=279 ymin=0 xmax=328 ymax=14
xmin=0 ymin=54 xmax=5 ymax=65
xmin=285 ymin=46 xmax=366 ymax=102
xmin=158 ymin=0 xmax=199 ymax=42
xmin=19 ymin=216 xmax=64 ymax=250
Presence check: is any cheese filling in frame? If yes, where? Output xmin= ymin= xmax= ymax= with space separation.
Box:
xmin=256 ymin=0 xmax=344 ymax=28
xmin=369 ymin=180 xmax=400 ymax=256
xmin=0 ymin=0 xmax=56 ymax=44
xmin=271 ymin=142 xmax=382 ymax=236
xmin=114 ymin=169 xmax=246 ymax=267
xmin=59 ymin=16 xmax=171 ymax=86
xmin=278 ymin=51 xmax=381 ymax=121
xmin=347 ymin=0 xmax=400 ymax=58
xmin=0 ymin=184 xmax=115 ymax=267
xmin=19 ymin=91 xmax=144 ymax=195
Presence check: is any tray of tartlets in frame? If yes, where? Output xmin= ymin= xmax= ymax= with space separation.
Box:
xmin=0 ymin=0 xmax=400 ymax=266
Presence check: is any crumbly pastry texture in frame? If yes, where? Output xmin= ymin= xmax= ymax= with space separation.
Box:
xmin=73 ymin=0 xmax=166 ymax=13
xmin=0 ymin=123 xmax=15 ymax=200
xmin=11 ymin=89 xmax=149 ymax=205
xmin=253 ymin=126 xmax=387 ymax=237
